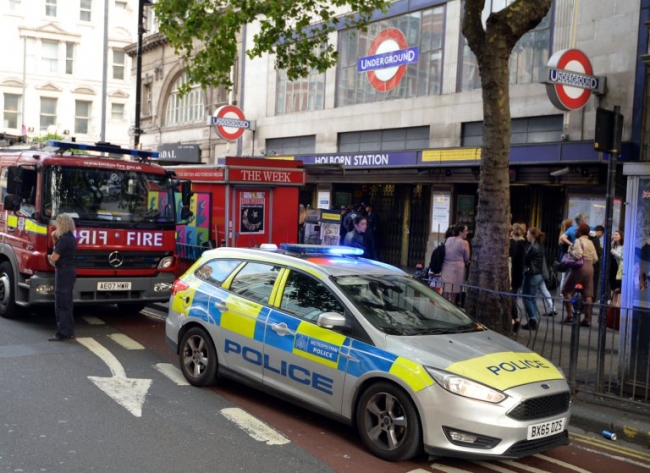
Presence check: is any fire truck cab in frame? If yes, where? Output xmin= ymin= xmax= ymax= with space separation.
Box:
xmin=0 ymin=140 xmax=191 ymax=318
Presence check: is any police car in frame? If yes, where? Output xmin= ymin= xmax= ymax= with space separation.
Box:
xmin=165 ymin=244 xmax=570 ymax=461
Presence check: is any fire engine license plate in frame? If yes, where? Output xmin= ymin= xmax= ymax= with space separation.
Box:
xmin=97 ymin=282 xmax=132 ymax=291
xmin=527 ymin=417 xmax=566 ymax=440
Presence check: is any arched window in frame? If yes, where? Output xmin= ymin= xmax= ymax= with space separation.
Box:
xmin=165 ymin=73 xmax=205 ymax=126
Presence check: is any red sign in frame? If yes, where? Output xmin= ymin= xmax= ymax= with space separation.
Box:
xmin=228 ymin=167 xmax=305 ymax=185
xmin=212 ymin=105 xmax=251 ymax=141
xmin=367 ymin=28 xmax=409 ymax=92
xmin=546 ymin=49 xmax=596 ymax=111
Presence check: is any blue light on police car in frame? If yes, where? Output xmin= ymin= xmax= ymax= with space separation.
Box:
xmin=280 ymin=244 xmax=364 ymax=256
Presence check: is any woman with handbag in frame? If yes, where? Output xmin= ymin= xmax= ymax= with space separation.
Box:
xmin=609 ymin=230 xmax=624 ymax=299
xmin=520 ymin=228 xmax=545 ymax=331
xmin=560 ymin=223 xmax=599 ymax=327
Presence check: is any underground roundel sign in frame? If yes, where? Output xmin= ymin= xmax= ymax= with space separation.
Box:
xmin=211 ymin=105 xmax=252 ymax=141
xmin=357 ymin=28 xmax=419 ymax=92
xmin=546 ymin=49 xmax=600 ymax=111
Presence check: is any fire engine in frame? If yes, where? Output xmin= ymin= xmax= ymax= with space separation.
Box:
xmin=0 ymin=140 xmax=192 ymax=319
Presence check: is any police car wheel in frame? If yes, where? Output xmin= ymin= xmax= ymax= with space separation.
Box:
xmin=179 ymin=327 xmax=218 ymax=387
xmin=356 ymin=382 xmax=422 ymax=462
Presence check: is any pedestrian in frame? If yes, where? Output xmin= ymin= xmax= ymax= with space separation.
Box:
xmin=365 ymin=204 xmax=379 ymax=260
xmin=48 ymin=213 xmax=78 ymax=341
xmin=509 ymin=223 xmax=526 ymax=331
xmin=440 ymin=223 xmax=470 ymax=305
xmin=590 ymin=225 xmax=604 ymax=300
xmin=559 ymin=212 xmax=589 ymax=246
xmin=298 ymin=204 xmax=306 ymax=244
xmin=609 ymin=230 xmax=624 ymax=298
xmin=557 ymin=218 xmax=574 ymax=291
xmin=343 ymin=215 xmax=374 ymax=259
xmin=520 ymin=228 xmax=545 ymax=331
xmin=560 ymin=223 xmax=599 ymax=327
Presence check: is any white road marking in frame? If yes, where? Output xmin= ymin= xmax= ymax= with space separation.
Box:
xmin=108 ymin=333 xmax=144 ymax=350
xmin=474 ymin=462 xmax=519 ymax=472
xmin=81 ymin=316 xmax=105 ymax=325
xmin=76 ymin=337 xmax=152 ymax=418
xmin=571 ymin=444 xmax=650 ymax=469
xmin=430 ymin=464 xmax=473 ymax=472
xmin=407 ymin=469 xmax=433 ymax=473
xmin=532 ymin=454 xmax=593 ymax=472
xmin=220 ymin=407 xmax=290 ymax=445
xmin=498 ymin=459 xmax=567 ymax=472
xmin=153 ymin=363 xmax=189 ymax=385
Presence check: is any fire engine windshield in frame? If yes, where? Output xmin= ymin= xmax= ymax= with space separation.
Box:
xmin=43 ymin=165 xmax=176 ymax=225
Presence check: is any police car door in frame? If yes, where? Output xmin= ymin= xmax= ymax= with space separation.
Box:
xmin=263 ymin=268 xmax=348 ymax=414
xmin=217 ymin=261 xmax=281 ymax=383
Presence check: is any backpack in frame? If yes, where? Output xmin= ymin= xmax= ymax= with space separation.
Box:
xmin=429 ymin=242 xmax=446 ymax=275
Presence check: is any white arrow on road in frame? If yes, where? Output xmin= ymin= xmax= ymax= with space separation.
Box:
xmin=76 ymin=337 xmax=152 ymax=418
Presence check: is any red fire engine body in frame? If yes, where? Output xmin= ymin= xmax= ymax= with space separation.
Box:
xmin=170 ymin=157 xmax=305 ymax=260
xmin=0 ymin=141 xmax=190 ymax=319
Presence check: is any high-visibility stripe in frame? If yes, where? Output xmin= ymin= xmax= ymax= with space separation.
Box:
xmin=390 ymin=357 xmax=434 ymax=392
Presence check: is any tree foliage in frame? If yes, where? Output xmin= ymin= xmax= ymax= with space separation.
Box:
xmin=154 ymin=0 xmax=389 ymax=94
xmin=462 ymin=0 xmax=552 ymax=334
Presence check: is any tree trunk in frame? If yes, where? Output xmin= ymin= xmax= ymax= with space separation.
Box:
xmin=462 ymin=0 xmax=552 ymax=335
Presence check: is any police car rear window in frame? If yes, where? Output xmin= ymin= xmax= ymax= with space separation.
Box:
xmin=195 ymin=259 xmax=241 ymax=285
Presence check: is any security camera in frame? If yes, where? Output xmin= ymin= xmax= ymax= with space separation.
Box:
xmin=550 ymin=167 xmax=571 ymax=177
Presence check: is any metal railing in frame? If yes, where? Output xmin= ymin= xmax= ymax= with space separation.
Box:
xmin=441 ymin=282 xmax=650 ymax=406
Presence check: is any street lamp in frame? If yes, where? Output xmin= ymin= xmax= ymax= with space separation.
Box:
xmin=134 ymin=0 xmax=153 ymax=148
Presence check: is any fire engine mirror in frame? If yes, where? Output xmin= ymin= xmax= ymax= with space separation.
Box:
xmin=181 ymin=181 xmax=192 ymax=206
xmin=3 ymin=194 xmax=20 ymax=211
xmin=180 ymin=206 xmax=193 ymax=221
xmin=6 ymin=167 xmax=19 ymax=194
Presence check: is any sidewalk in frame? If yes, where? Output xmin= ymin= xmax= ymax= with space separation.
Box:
xmin=570 ymin=391 xmax=650 ymax=447
xmin=143 ymin=301 xmax=650 ymax=450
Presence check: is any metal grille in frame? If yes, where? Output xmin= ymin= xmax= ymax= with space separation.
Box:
xmin=407 ymin=184 xmax=431 ymax=268
xmin=75 ymin=250 xmax=170 ymax=270
xmin=507 ymin=392 xmax=571 ymax=421
xmin=503 ymin=431 xmax=569 ymax=457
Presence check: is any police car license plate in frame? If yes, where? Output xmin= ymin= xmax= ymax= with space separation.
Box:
xmin=527 ymin=417 xmax=566 ymax=440
xmin=97 ymin=282 xmax=132 ymax=291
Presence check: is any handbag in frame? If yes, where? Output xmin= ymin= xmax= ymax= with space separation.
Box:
xmin=561 ymin=240 xmax=584 ymax=269
xmin=545 ymin=271 xmax=559 ymax=291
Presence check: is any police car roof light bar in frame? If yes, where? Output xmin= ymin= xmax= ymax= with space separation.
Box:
xmin=280 ymin=243 xmax=364 ymax=256
xmin=47 ymin=140 xmax=159 ymax=160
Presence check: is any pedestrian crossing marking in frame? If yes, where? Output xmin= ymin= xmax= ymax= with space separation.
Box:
xmin=153 ymin=363 xmax=189 ymax=385
xmin=108 ymin=333 xmax=144 ymax=350
xmin=82 ymin=316 xmax=105 ymax=325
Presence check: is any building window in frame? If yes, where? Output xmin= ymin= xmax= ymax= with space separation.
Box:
xmin=144 ymin=4 xmax=158 ymax=35
xmin=75 ymin=100 xmax=91 ymax=135
xmin=111 ymin=103 xmax=124 ymax=120
xmin=275 ymin=68 xmax=325 ymax=115
xmin=80 ymin=0 xmax=91 ymax=21
xmin=45 ymin=0 xmax=56 ymax=16
xmin=115 ymin=0 xmax=126 ymax=9
xmin=41 ymin=40 xmax=58 ymax=73
xmin=112 ymin=49 xmax=125 ymax=80
xmin=3 ymin=94 xmax=21 ymax=130
xmin=40 ymin=97 xmax=57 ymax=131
xmin=461 ymin=115 xmax=563 ymax=147
xmin=339 ymin=127 xmax=429 ymax=153
xmin=459 ymin=1 xmax=551 ymax=91
xmin=65 ymin=42 xmax=74 ymax=75
xmin=9 ymin=0 xmax=22 ymax=12
xmin=164 ymin=73 xmax=205 ymax=126
xmin=143 ymin=82 xmax=152 ymax=116
xmin=265 ymin=136 xmax=316 ymax=156
xmin=336 ymin=6 xmax=445 ymax=107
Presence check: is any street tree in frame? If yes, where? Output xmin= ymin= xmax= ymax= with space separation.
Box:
xmin=462 ymin=0 xmax=552 ymax=334
xmin=155 ymin=0 xmax=552 ymax=334
xmin=153 ymin=0 xmax=390 ymax=95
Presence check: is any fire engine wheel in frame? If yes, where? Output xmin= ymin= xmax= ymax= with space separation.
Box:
xmin=0 ymin=262 xmax=18 ymax=319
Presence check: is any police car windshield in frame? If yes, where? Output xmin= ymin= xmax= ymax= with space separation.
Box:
xmin=333 ymin=274 xmax=478 ymax=335
xmin=43 ymin=165 xmax=175 ymax=225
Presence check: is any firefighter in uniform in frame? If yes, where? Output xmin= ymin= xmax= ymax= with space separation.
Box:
xmin=47 ymin=214 xmax=77 ymax=341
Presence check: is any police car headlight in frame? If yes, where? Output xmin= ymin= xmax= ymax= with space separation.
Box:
xmin=426 ymin=367 xmax=507 ymax=404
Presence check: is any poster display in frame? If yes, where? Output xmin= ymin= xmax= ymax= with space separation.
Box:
xmin=320 ymin=210 xmax=342 ymax=246
xmin=632 ymin=178 xmax=650 ymax=308
xmin=175 ymin=192 xmax=211 ymax=259
xmin=431 ymin=193 xmax=451 ymax=234
xmin=456 ymin=195 xmax=475 ymax=231
xmin=240 ymin=191 xmax=265 ymax=234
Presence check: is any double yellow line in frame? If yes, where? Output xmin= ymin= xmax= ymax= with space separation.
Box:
xmin=570 ymin=431 xmax=650 ymax=462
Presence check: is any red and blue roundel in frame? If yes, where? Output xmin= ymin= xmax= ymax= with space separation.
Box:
xmin=357 ymin=28 xmax=419 ymax=92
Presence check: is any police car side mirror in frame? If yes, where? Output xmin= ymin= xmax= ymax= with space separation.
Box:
xmin=317 ymin=312 xmax=346 ymax=329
